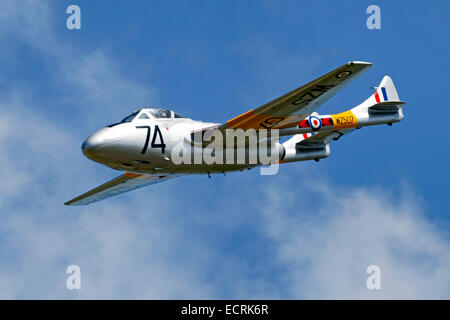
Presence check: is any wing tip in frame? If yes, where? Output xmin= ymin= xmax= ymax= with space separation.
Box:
xmin=64 ymin=199 xmax=85 ymax=206
xmin=347 ymin=60 xmax=372 ymax=66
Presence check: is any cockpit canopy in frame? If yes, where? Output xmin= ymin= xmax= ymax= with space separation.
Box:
xmin=119 ymin=108 xmax=185 ymax=123
xmin=107 ymin=108 xmax=184 ymax=128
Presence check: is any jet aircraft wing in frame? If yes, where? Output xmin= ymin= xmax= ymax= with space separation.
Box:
xmin=64 ymin=172 xmax=178 ymax=206
xmin=219 ymin=61 xmax=372 ymax=131
xmin=297 ymin=128 xmax=356 ymax=147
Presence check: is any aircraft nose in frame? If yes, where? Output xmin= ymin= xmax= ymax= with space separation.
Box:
xmin=81 ymin=129 xmax=108 ymax=159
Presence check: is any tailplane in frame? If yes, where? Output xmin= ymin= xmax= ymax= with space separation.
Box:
xmin=352 ymin=75 xmax=405 ymax=117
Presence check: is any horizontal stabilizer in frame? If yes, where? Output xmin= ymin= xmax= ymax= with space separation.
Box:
xmin=369 ymin=101 xmax=406 ymax=114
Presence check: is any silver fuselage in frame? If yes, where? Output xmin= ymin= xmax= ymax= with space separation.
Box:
xmin=82 ymin=115 xmax=265 ymax=174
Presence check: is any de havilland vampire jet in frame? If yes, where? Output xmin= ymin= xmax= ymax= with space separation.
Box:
xmin=65 ymin=61 xmax=405 ymax=205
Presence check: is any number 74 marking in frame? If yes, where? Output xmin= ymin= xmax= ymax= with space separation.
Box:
xmin=136 ymin=125 xmax=166 ymax=154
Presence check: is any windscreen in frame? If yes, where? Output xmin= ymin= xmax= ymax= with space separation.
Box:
xmin=120 ymin=110 xmax=140 ymax=123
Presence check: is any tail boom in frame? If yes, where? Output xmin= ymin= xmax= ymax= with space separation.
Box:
xmin=278 ymin=75 xmax=405 ymax=136
xmin=278 ymin=75 xmax=405 ymax=164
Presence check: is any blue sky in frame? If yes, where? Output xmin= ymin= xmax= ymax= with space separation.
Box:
xmin=0 ymin=0 xmax=449 ymax=298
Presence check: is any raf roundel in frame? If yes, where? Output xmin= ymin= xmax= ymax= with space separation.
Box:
xmin=308 ymin=115 xmax=322 ymax=131
xmin=336 ymin=70 xmax=352 ymax=78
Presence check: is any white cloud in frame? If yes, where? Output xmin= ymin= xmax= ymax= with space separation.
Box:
xmin=0 ymin=0 xmax=157 ymax=130
xmin=0 ymin=1 xmax=212 ymax=299
xmin=258 ymin=174 xmax=450 ymax=299
xmin=0 ymin=98 xmax=218 ymax=299
xmin=1 ymin=201 xmax=216 ymax=299
xmin=0 ymin=0 xmax=52 ymax=45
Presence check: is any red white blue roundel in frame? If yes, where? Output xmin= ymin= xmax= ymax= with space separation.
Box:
xmin=308 ymin=115 xmax=322 ymax=131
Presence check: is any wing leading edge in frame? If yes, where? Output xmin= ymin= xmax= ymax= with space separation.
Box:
xmin=220 ymin=61 xmax=372 ymax=131
xmin=65 ymin=172 xmax=178 ymax=206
